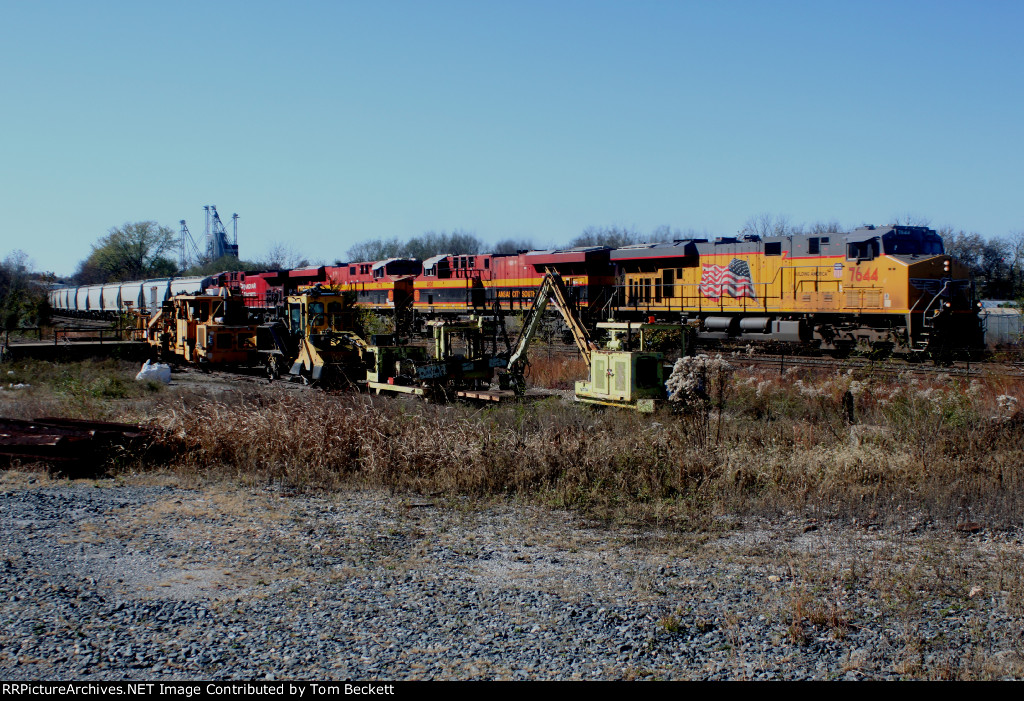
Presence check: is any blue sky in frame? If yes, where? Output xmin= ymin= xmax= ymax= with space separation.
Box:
xmin=1 ymin=0 xmax=1021 ymax=275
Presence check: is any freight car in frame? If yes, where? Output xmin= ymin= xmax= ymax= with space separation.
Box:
xmin=609 ymin=225 xmax=980 ymax=354
xmin=47 ymin=276 xmax=211 ymax=319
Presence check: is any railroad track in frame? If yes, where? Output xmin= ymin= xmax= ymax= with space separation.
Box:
xmin=49 ymin=315 xmax=120 ymax=329
xmin=711 ymin=352 xmax=1024 ymax=379
xmin=527 ymin=338 xmax=1024 ymax=379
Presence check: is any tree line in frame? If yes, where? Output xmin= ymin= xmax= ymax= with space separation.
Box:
xmin=940 ymin=229 xmax=1024 ymax=300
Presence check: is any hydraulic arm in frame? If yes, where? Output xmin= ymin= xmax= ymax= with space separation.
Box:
xmin=505 ymin=269 xmax=596 ymax=390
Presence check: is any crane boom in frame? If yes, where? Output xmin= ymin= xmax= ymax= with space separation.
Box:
xmin=506 ymin=269 xmax=596 ymax=383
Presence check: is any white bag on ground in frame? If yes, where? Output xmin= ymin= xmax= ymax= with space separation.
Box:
xmin=136 ymin=360 xmax=172 ymax=384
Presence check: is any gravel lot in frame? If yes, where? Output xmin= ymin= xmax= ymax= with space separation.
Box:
xmin=2 ymin=469 xmax=1023 ymax=680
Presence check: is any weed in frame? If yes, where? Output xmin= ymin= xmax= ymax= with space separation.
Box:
xmin=658 ymin=612 xmax=683 ymax=635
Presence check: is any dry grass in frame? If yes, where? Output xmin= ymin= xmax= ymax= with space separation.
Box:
xmin=523 ymin=353 xmax=588 ymax=390
xmin=130 ymin=364 xmax=1024 ymax=529
xmin=4 ymin=357 xmax=1024 ymax=529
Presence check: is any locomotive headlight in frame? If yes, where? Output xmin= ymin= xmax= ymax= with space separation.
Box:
xmin=943 ymin=259 xmax=951 ymax=272
xmin=945 ymin=302 xmax=952 ymax=308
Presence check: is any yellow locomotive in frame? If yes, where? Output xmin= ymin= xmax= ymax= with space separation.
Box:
xmin=611 ymin=225 xmax=980 ymax=354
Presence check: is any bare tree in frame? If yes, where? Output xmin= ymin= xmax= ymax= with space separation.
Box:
xmin=493 ymin=238 xmax=536 ymax=254
xmin=259 ymin=242 xmax=310 ymax=270
xmin=740 ymin=213 xmax=800 ymax=238
xmin=889 ymin=213 xmax=932 ymax=227
xmin=569 ymin=226 xmax=644 ymax=248
xmin=345 ymin=237 xmax=404 ymax=262
xmin=404 ymin=230 xmax=482 ymax=259
xmin=345 ymin=230 xmax=483 ymax=262
xmin=806 ymin=220 xmax=844 ymax=234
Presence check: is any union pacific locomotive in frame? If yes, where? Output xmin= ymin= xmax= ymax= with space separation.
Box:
xmin=610 ymin=225 xmax=979 ymax=353
xmin=46 ymin=224 xmax=982 ymax=354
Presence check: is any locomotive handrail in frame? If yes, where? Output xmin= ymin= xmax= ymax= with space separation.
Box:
xmin=620 ymin=261 xmax=849 ymax=315
xmin=921 ymin=280 xmax=950 ymax=327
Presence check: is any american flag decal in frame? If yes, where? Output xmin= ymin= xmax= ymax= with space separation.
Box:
xmin=699 ymin=258 xmax=757 ymax=301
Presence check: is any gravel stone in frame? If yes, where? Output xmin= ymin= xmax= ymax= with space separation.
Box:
xmin=0 ymin=472 xmax=1022 ymax=680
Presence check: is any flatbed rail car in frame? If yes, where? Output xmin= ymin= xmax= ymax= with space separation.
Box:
xmin=609 ymin=226 xmax=981 ymax=353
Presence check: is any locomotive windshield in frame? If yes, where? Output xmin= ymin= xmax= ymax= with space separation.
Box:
xmin=847 ymin=238 xmax=880 ymax=261
xmin=881 ymin=229 xmax=944 ymax=256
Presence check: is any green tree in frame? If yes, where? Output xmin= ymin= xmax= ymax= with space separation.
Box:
xmin=1 ymin=251 xmax=49 ymax=330
xmin=937 ymin=228 xmax=1019 ymax=298
xmin=74 ymin=221 xmax=178 ymax=283
xmin=939 ymin=229 xmax=985 ymax=271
